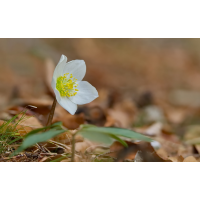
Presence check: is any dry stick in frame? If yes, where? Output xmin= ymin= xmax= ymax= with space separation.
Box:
xmin=46 ymin=96 xmax=57 ymax=128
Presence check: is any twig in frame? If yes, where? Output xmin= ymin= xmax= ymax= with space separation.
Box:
xmin=49 ymin=139 xmax=71 ymax=151
xmin=40 ymin=152 xmax=57 ymax=156
xmin=92 ymin=151 xmax=115 ymax=161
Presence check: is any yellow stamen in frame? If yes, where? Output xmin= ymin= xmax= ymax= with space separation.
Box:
xmin=56 ymin=73 xmax=78 ymax=97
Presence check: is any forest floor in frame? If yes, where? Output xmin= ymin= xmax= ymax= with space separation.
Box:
xmin=1 ymin=38 xmax=200 ymax=162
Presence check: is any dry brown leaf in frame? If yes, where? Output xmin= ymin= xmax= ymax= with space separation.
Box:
xmin=52 ymin=132 xmax=72 ymax=145
xmin=88 ymin=88 xmax=111 ymax=109
xmin=177 ymin=145 xmax=193 ymax=158
xmin=75 ymin=140 xmax=94 ymax=153
xmin=194 ymin=145 xmax=200 ymax=155
xmin=53 ymin=104 xmax=85 ymax=129
xmin=16 ymin=124 xmax=35 ymax=137
xmin=168 ymin=155 xmax=184 ymax=162
xmin=53 ymin=113 xmax=85 ymax=130
xmin=109 ymin=141 xmax=171 ymax=162
xmin=165 ymin=107 xmax=188 ymax=124
xmin=104 ymin=115 xmax=116 ymax=127
xmin=53 ymin=131 xmax=84 ymax=145
xmin=156 ymin=148 xmax=169 ymax=160
xmin=144 ymin=122 xmax=163 ymax=136
xmin=107 ymin=109 xmax=130 ymax=128
xmin=183 ymin=156 xmax=198 ymax=162
xmin=78 ymin=106 xmax=107 ymax=126
xmin=19 ymin=116 xmax=43 ymax=128
xmin=135 ymin=142 xmax=171 ymax=162
xmin=155 ymin=136 xmax=181 ymax=157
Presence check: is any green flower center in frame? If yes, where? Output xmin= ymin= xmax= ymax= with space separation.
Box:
xmin=56 ymin=73 xmax=79 ymax=97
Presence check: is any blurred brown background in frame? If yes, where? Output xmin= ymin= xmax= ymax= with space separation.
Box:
xmin=2 ymin=38 xmax=200 ymax=161
xmin=1 ymin=38 xmax=200 ymax=110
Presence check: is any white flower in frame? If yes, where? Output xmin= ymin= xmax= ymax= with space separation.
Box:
xmin=51 ymin=55 xmax=98 ymax=115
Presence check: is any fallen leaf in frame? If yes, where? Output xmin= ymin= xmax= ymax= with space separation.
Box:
xmin=194 ymin=145 xmax=200 ymax=154
xmin=109 ymin=141 xmax=171 ymax=162
xmin=156 ymin=148 xmax=169 ymax=160
xmin=166 ymin=155 xmax=184 ymax=162
xmin=107 ymin=109 xmax=131 ymax=128
xmin=75 ymin=140 xmax=94 ymax=153
xmin=183 ymin=156 xmax=197 ymax=162
xmin=78 ymin=106 xmax=107 ymax=126
xmin=53 ymin=113 xmax=85 ymax=130
xmin=144 ymin=122 xmax=163 ymax=136
xmin=104 ymin=115 xmax=116 ymax=127
xmin=19 ymin=115 xmax=43 ymax=128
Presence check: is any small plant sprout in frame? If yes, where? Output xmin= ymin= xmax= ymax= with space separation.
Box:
xmin=47 ymin=55 xmax=98 ymax=126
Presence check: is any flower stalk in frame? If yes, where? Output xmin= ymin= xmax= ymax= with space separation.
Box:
xmin=71 ymin=133 xmax=77 ymax=162
xmin=46 ymin=96 xmax=57 ymax=127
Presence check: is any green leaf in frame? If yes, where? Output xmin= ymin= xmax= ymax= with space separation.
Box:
xmin=24 ymin=122 xmax=63 ymax=138
xmin=12 ymin=128 xmax=65 ymax=156
xmin=80 ymin=125 xmax=152 ymax=142
xmin=79 ymin=130 xmax=113 ymax=145
xmin=80 ymin=124 xmax=96 ymax=128
xmin=24 ymin=127 xmax=48 ymax=138
xmin=77 ymin=125 xmax=152 ymax=148
xmin=108 ymin=134 xmax=128 ymax=147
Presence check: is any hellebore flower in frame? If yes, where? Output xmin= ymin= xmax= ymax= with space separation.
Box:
xmin=51 ymin=55 xmax=98 ymax=115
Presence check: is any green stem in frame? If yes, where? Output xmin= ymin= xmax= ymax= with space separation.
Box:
xmin=71 ymin=133 xmax=76 ymax=162
xmin=46 ymin=96 xmax=57 ymax=128
xmin=71 ymin=130 xmax=79 ymax=162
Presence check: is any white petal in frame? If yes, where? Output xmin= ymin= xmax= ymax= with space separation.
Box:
xmin=53 ymin=55 xmax=67 ymax=80
xmin=58 ymin=54 xmax=67 ymax=64
xmin=57 ymin=96 xmax=77 ymax=115
xmin=63 ymin=60 xmax=86 ymax=81
xmin=54 ymin=89 xmax=62 ymax=102
xmin=69 ymin=81 xmax=98 ymax=105
xmin=51 ymin=78 xmax=61 ymax=101
xmin=51 ymin=76 xmax=56 ymax=89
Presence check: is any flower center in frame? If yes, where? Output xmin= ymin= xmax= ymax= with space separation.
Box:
xmin=56 ymin=73 xmax=79 ymax=97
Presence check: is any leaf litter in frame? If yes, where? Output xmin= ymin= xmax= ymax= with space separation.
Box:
xmin=1 ymin=38 xmax=200 ymax=161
